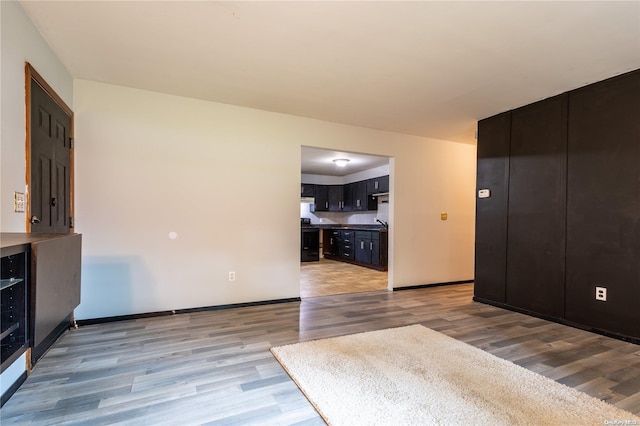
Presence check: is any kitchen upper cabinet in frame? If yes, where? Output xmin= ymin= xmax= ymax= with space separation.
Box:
xmin=328 ymin=185 xmax=344 ymax=211
xmin=313 ymin=185 xmax=329 ymax=211
xmin=342 ymin=183 xmax=354 ymax=211
xmin=367 ymin=175 xmax=389 ymax=194
xmin=301 ymin=183 xmax=315 ymax=197
xmin=351 ymin=181 xmax=369 ymax=211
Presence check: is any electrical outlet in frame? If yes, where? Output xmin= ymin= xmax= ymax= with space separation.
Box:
xmin=228 ymin=271 xmax=236 ymax=282
xmin=595 ymin=286 xmax=607 ymax=302
xmin=14 ymin=192 xmax=25 ymax=212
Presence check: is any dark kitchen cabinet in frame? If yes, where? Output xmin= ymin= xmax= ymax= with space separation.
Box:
xmin=313 ymin=185 xmax=329 ymax=211
xmin=301 ymin=183 xmax=315 ymax=197
xmin=340 ymin=230 xmax=355 ymax=260
xmin=328 ymin=185 xmax=344 ymax=211
xmin=325 ymin=228 xmax=387 ymax=270
xmin=351 ymin=181 xmax=370 ymax=211
xmin=367 ymin=175 xmax=389 ymax=194
xmin=342 ymin=183 xmax=354 ymax=212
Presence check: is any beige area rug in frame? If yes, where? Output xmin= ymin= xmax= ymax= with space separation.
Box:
xmin=271 ymin=325 xmax=640 ymax=425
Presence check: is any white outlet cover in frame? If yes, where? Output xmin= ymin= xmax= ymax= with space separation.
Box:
xmin=478 ymin=189 xmax=491 ymax=199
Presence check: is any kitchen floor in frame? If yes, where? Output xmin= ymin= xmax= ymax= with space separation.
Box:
xmin=300 ymin=258 xmax=388 ymax=298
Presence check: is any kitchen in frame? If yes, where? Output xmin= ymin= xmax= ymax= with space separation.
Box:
xmin=300 ymin=146 xmax=391 ymax=298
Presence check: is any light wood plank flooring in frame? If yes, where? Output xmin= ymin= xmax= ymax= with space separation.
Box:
xmin=2 ymin=284 xmax=639 ymax=425
xmin=300 ymin=258 xmax=387 ymax=298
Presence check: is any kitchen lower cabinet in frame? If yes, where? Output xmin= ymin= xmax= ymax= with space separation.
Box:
xmin=1 ymin=247 xmax=28 ymax=374
xmin=324 ymin=228 xmax=387 ymax=271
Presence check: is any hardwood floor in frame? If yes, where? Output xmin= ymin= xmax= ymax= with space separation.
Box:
xmin=2 ymin=284 xmax=640 ymax=425
xmin=300 ymin=258 xmax=387 ymax=298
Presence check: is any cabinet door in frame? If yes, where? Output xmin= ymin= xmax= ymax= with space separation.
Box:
xmin=371 ymin=232 xmax=381 ymax=266
xmin=352 ymin=181 xmax=368 ymax=211
xmin=506 ymin=94 xmax=567 ymax=318
xmin=475 ymin=112 xmax=510 ymax=303
xmin=355 ymin=232 xmax=372 ymax=263
xmin=367 ymin=176 xmax=389 ymax=194
xmin=566 ymin=70 xmax=640 ymax=338
xmin=301 ymin=183 xmax=315 ymax=197
xmin=342 ymin=183 xmax=354 ymax=211
xmin=328 ymin=185 xmax=343 ymax=211
xmin=313 ymin=185 xmax=329 ymax=211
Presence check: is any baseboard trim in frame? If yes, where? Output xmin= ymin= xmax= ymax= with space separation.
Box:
xmin=76 ymin=297 xmax=302 ymax=326
xmin=394 ymin=280 xmax=474 ymax=291
xmin=472 ymin=296 xmax=640 ymax=346
xmin=1 ymin=371 xmax=27 ymax=408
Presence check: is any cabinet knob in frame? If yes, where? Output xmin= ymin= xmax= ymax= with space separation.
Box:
xmin=30 ymin=215 xmax=40 ymax=224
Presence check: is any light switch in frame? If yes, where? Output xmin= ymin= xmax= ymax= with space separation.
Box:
xmin=14 ymin=192 xmax=25 ymax=212
xmin=478 ymin=189 xmax=491 ymax=199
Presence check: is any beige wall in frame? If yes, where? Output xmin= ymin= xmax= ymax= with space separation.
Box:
xmin=73 ymin=79 xmax=476 ymax=319
xmin=0 ymin=1 xmax=73 ymax=232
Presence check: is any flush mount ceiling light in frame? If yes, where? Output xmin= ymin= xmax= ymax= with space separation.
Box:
xmin=333 ymin=158 xmax=350 ymax=167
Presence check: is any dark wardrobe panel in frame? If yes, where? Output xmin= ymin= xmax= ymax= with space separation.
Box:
xmin=474 ymin=112 xmax=510 ymax=302
xmin=506 ymin=94 xmax=567 ymax=317
xmin=566 ymin=70 xmax=640 ymax=338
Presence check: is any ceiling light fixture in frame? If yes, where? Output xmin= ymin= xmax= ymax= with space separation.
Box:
xmin=333 ymin=158 xmax=350 ymax=167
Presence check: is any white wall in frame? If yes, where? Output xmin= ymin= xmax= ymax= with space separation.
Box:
xmin=0 ymin=1 xmax=73 ymax=232
xmin=74 ymin=79 xmax=476 ymax=319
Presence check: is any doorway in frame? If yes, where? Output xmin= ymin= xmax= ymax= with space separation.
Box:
xmin=26 ymin=63 xmax=74 ymax=233
xmin=300 ymin=146 xmax=391 ymax=298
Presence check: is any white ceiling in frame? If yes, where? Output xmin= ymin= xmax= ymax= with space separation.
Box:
xmin=301 ymin=146 xmax=388 ymax=176
xmin=20 ymin=1 xmax=640 ymax=145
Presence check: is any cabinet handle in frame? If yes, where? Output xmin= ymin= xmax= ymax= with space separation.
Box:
xmin=361 ymin=241 xmax=364 ymax=249
xmin=330 ymin=238 xmax=333 ymax=245
xmin=375 ymin=181 xmax=379 ymax=190
xmin=326 ymin=201 xmax=329 ymax=209
xmin=370 ymin=242 xmax=373 ymax=251
xmin=357 ymin=199 xmax=360 ymax=207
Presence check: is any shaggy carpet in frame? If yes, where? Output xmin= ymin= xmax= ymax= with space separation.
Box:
xmin=271 ymin=324 xmax=640 ymax=425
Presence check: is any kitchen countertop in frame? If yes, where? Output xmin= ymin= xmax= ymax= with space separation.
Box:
xmin=301 ymin=224 xmax=388 ymax=232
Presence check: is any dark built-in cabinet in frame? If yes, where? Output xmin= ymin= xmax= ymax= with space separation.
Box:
xmin=1 ymin=233 xmax=82 ymax=406
xmin=324 ymin=228 xmax=387 ymax=271
xmin=474 ymin=69 xmax=640 ymax=341
xmin=303 ymin=175 xmax=388 ymax=213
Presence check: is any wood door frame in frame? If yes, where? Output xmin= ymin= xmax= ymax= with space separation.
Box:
xmin=25 ymin=63 xmax=75 ymax=233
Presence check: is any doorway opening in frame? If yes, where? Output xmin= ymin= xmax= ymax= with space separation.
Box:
xmin=300 ymin=146 xmax=392 ymax=298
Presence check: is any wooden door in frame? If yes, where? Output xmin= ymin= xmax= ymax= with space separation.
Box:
xmin=28 ymin=67 xmax=73 ymax=233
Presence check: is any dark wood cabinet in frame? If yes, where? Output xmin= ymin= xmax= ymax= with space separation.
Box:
xmin=367 ymin=175 xmax=389 ymax=194
xmin=313 ymin=185 xmax=329 ymax=211
xmin=301 ymin=183 xmax=315 ymax=197
xmin=351 ymin=181 xmax=370 ymax=211
xmin=325 ymin=228 xmax=387 ymax=271
xmin=342 ymin=183 xmax=354 ymax=212
xmin=328 ymin=185 xmax=344 ymax=211
xmin=0 ymin=233 xmax=82 ymax=405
